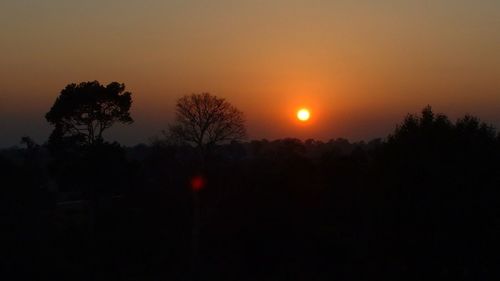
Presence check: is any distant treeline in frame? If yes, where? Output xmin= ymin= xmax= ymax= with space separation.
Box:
xmin=1 ymin=105 xmax=500 ymax=281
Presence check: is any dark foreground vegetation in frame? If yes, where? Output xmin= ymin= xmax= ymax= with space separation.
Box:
xmin=2 ymin=82 xmax=500 ymax=280
xmin=2 ymin=107 xmax=500 ymax=281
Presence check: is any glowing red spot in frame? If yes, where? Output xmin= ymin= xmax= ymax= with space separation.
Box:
xmin=190 ymin=176 xmax=205 ymax=191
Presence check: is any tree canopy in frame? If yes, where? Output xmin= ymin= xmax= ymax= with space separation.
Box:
xmin=45 ymin=81 xmax=133 ymax=146
xmin=168 ymin=93 xmax=246 ymax=152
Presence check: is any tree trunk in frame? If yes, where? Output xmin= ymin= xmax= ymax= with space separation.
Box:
xmin=191 ymin=189 xmax=201 ymax=281
xmin=88 ymin=184 xmax=98 ymax=281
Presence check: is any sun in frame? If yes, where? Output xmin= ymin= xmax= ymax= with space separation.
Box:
xmin=297 ymin=108 xmax=310 ymax=122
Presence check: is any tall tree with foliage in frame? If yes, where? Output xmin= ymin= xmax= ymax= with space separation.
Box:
xmin=46 ymin=81 xmax=133 ymax=146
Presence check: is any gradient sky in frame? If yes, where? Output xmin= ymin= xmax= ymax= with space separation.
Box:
xmin=1 ymin=0 xmax=499 ymax=147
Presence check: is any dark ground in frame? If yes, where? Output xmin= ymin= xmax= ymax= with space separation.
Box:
xmin=2 ymin=109 xmax=500 ymax=281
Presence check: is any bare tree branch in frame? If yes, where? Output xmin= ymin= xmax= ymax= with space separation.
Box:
xmin=169 ymin=93 xmax=247 ymax=155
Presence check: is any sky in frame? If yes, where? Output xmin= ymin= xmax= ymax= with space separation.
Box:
xmin=1 ymin=0 xmax=499 ymax=147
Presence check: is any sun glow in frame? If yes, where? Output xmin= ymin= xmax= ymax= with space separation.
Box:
xmin=297 ymin=109 xmax=310 ymax=121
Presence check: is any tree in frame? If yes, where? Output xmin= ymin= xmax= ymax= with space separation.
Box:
xmin=45 ymin=81 xmax=133 ymax=146
xmin=168 ymin=92 xmax=246 ymax=154
xmin=20 ymin=136 xmax=39 ymax=150
xmin=167 ymin=93 xmax=245 ymax=279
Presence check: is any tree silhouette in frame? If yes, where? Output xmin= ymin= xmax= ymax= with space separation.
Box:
xmin=168 ymin=93 xmax=246 ymax=156
xmin=20 ymin=136 xmax=39 ymax=150
xmin=6 ymin=100 xmax=500 ymax=280
xmin=45 ymin=81 xmax=133 ymax=146
xmin=164 ymin=93 xmax=245 ymax=280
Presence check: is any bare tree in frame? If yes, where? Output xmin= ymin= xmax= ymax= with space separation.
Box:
xmin=168 ymin=93 xmax=245 ymax=279
xmin=169 ymin=92 xmax=246 ymax=154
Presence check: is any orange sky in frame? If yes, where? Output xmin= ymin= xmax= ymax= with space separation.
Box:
xmin=1 ymin=0 xmax=499 ymax=146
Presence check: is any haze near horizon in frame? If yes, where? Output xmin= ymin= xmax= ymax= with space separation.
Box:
xmin=1 ymin=0 xmax=499 ymax=147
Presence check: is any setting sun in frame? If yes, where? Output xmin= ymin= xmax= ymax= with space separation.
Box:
xmin=297 ymin=109 xmax=311 ymax=122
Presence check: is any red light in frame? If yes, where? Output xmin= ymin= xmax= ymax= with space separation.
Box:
xmin=190 ymin=176 xmax=205 ymax=191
